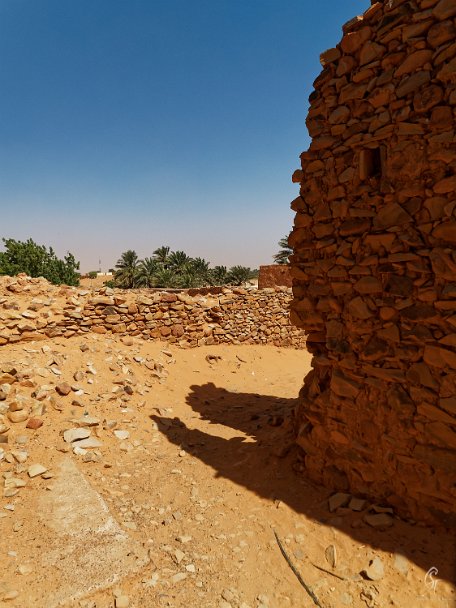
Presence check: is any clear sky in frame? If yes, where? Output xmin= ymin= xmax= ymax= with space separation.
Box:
xmin=0 ymin=0 xmax=367 ymax=272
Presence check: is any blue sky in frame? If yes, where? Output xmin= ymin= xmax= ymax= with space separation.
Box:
xmin=0 ymin=0 xmax=366 ymax=272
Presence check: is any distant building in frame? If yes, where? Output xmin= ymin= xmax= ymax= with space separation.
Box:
xmin=258 ymin=265 xmax=292 ymax=289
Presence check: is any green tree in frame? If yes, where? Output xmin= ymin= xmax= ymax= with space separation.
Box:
xmin=114 ymin=250 xmax=140 ymax=288
xmin=0 ymin=238 xmax=80 ymax=286
xmin=87 ymin=271 xmax=98 ymax=279
xmin=153 ymin=245 xmax=170 ymax=267
xmin=227 ymin=265 xmax=253 ymax=286
xmin=273 ymin=235 xmax=292 ymax=265
xmin=210 ymin=265 xmax=228 ymax=286
xmin=187 ymin=257 xmax=210 ymax=286
xmin=153 ymin=267 xmax=179 ymax=288
xmin=168 ymin=250 xmax=191 ymax=275
xmin=136 ymin=257 xmax=159 ymax=288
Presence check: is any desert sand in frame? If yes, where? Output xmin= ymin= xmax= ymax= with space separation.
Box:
xmin=0 ymin=317 xmax=455 ymax=607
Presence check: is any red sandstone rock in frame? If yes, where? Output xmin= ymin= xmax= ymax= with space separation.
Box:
xmin=319 ymin=47 xmax=340 ymax=66
xmin=432 ymin=221 xmax=456 ymax=243
xmin=432 ymin=0 xmax=456 ymax=20
xmin=340 ymin=26 xmax=372 ymax=54
xmin=434 ymin=175 xmax=456 ymax=194
xmin=55 ymin=382 xmax=71 ymax=396
xmin=394 ymin=50 xmax=433 ymax=77
xmin=288 ymin=0 xmax=456 ymax=523
xmin=26 ymin=418 xmax=43 ymax=430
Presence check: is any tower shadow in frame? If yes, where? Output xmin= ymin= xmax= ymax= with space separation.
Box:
xmin=152 ymin=382 xmax=456 ymax=587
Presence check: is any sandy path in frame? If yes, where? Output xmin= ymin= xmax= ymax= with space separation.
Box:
xmin=0 ymin=336 xmax=454 ymax=607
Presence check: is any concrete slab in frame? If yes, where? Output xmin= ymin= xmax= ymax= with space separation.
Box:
xmin=30 ymin=457 xmax=149 ymax=607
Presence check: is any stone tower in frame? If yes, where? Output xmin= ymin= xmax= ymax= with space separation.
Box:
xmin=289 ymin=0 xmax=456 ymax=522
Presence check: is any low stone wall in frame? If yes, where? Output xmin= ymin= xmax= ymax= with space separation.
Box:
xmin=289 ymin=0 xmax=456 ymax=523
xmin=0 ymin=276 xmax=305 ymax=349
xmin=258 ymin=265 xmax=292 ymax=289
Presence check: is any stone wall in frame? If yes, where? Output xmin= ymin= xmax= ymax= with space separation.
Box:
xmin=0 ymin=276 xmax=305 ymax=349
xmin=258 ymin=265 xmax=293 ymax=289
xmin=289 ymin=0 xmax=456 ymax=522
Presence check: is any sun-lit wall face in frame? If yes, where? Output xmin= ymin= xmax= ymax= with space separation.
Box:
xmin=0 ymin=274 xmax=306 ymax=349
xmin=289 ymin=0 xmax=456 ymax=524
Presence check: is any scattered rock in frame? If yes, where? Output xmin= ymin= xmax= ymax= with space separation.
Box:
xmin=393 ymin=553 xmax=409 ymax=575
xmin=114 ymin=430 xmax=130 ymax=440
xmin=362 ymin=556 xmax=384 ymax=581
xmin=325 ymin=544 xmax=337 ymax=568
xmin=56 ymin=382 xmax=72 ymax=396
xmin=75 ymin=437 xmax=103 ymax=449
xmin=26 ymin=418 xmax=43 ymax=430
xmin=328 ymin=492 xmax=351 ymax=512
xmin=63 ymin=428 xmax=91 ymax=443
xmin=364 ymin=513 xmax=394 ymax=529
xmin=7 ymin=410 xmax=28 ymax=423
xmin=28 ymin=464 xmax=47 ymax=478
xmin=348 ymin=497 xmax=366 ymax=512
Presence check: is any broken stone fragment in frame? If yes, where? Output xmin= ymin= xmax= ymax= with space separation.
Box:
xmin=393 ymin=553 xmax=409 ymax=575
xmin=114 ymin=430 xmax=130 ymax=440
xmin=28 ymin=463 xmax=47 ymax=478
xmin=328 ymin=493 xmax=351 ymax=512
xmin=26 ymin=418 xmax=43 ymax=430
xmin=11 ymin=450 xmax=28 ymax=463
xmin=362 ymin=556 xmax=384 ymax=581
xmin=8 ymin=400 xmax=25 ymax=412
xmin=74 ymin=437 xmax=103 ymax=449
xmin=363 ymin=513 xmax=394 ymax=529
xmin=7 ymin=410 xmax=28 ymax=423
xmin=63 ymin=428 xmax=91 ymax=443
xmin=325 ymin=544 xmax=337 ymax=568
xmin=349 ymin=497 xmax=367 ymax=512
xmin=55 ymin=382 xmax=72 ymax=396
xmin=75 ymin=416 xmax=100 ymax=427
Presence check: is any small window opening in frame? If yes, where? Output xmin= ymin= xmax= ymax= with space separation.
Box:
xmin=359 ymin=146 xmax=383 ymax=180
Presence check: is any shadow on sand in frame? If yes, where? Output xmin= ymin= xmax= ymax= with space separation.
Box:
xmin=152 ymin=382 xmax=456 ymax=586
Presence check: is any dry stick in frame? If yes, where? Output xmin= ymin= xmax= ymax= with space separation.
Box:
xmin=273 ymin=530 xmax=324 ymax=608
xmin=310 ymin=562 xmax=346 ymax=581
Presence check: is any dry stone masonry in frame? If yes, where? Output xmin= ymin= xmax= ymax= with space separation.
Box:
xmin=0 ymin=275 xmax=305 ymax=349
xmin=258 ymin=265 xmax=293 ymax=289
xmin=289 ymin=0 xmax=456 ymax=522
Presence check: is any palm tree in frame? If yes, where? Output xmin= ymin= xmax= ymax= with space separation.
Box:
xmin=227 ymin=266 xmax=252 ymax=286
xmin=114 ymin=250 xmax=140 ymax=288
xmin=177 ymin=270 xmax=200 ymax=289
xmin=136 ymin=257 xmax=158 ymax=288
xmin=210 ymin=265 xmax=228 ymax=286
xmin=153 ymin=267 xmax=179 ymax=288
xmin=153 ymin=246 xmax=170 ymax=267
xmin=168 ymin=250 xmax=191 ymax=275
xmin=189 ymin=257 xmax=210 ymax=284
xmin=273 ymin=235 xmax=292 ymax=265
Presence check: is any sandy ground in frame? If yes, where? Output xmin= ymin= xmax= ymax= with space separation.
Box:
xmin=0 ymin=335 xmax=455 ymax=608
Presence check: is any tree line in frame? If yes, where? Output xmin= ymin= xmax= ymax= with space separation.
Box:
xmin=0 ymin=238 xmax=80 ymax=286
xmin=111 ymin=247 xmax=258 ymax=288
xmin=0 ymin=236 xmax=291 ymax=288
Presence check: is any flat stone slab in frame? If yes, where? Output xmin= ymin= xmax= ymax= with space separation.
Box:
xmin=30 ymin=457 xmax=149 ymax=607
